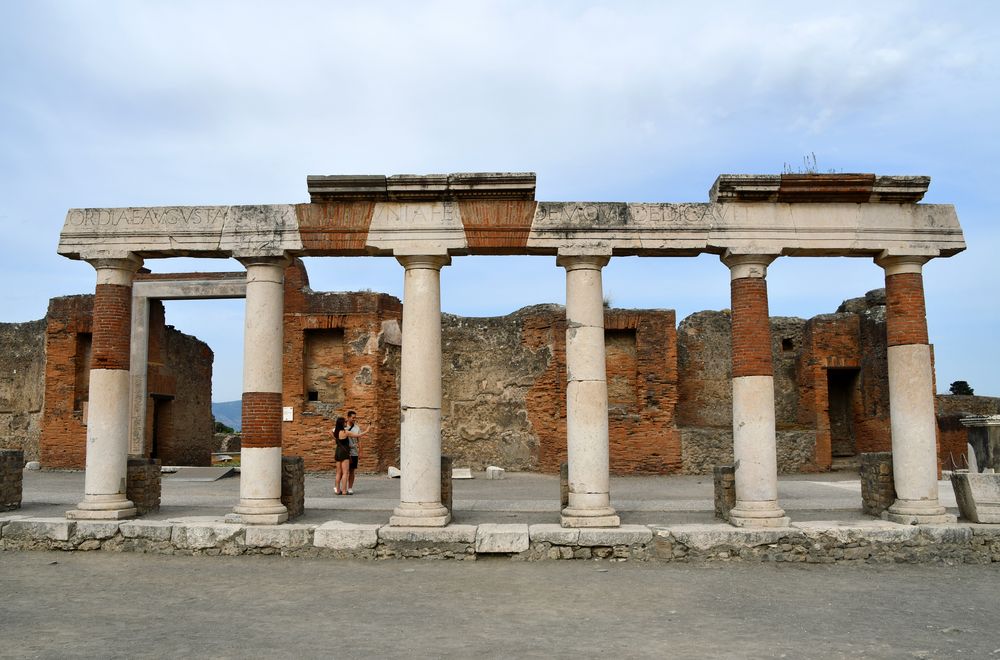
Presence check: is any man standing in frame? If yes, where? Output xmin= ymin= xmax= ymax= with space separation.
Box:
xmin=346 ymin=410 xmax=365 ymax=495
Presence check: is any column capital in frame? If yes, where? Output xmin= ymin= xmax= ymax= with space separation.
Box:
xmin=556 ymin=254 xmax=610 ymax=271
xmin=721 ymin=251 xmax=777 ymax=280
xmin=875 ymin=253 xmax=931 ymax=276
xmin=237 ymin=255 xmax=290 ymax=270
xmin=86 ymin=255 xmax=144 ymax=285
xmin=396 ymin=255 xmax=451 ymax=271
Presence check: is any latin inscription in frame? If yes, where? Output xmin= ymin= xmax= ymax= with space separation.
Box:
xmin=371 ymin=202 xmax=456 ymax=227
xmin=66 ymin=207 xmax=230 ymax=229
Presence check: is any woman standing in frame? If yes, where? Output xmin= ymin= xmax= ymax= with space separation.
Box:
xmin=333 ymin=417 xmax=352 ymax=495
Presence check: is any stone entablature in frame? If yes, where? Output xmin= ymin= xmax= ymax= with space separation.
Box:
xmin=58 ymin=172 xmax=965 ymax=261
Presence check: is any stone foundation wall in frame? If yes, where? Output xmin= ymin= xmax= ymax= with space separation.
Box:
xmin=281 ymin=456 xmax=304 ymax=520
xmin=1 ymin=450 xmax=24 ymax=511
xmin=0 ymin=321 xmax=45 ymax=462
xmin=3 ymin=516 xmax=999 ymax=565
xmin=126 ymin=458 xmax=161 ymax=515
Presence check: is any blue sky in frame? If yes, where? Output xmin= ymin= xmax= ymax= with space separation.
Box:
xmin=1 ymin=1 xmax=998 ymax=402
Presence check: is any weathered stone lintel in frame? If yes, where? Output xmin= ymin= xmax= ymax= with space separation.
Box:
xmin=307 ymin=172 xmax=537 ymax=202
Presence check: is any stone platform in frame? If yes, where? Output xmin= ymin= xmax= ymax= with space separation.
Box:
xmin=6 ymin=470 xmax=992 ymax=563
xmin=2 ymin=514 xmax=999 ymax=563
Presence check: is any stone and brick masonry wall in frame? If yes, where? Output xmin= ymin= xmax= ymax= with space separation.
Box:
xmin=1 ymin=449 xmax=24 ymax=511
xmin=859 ymin=452 xmax=895 ymax=516
xmin=38 ymin=295 xmax=213 ymax=468
xmin=0 ymin=320 xmax=45 ymax=462
xmin=281 ymin=456 xmax=304 ymax=520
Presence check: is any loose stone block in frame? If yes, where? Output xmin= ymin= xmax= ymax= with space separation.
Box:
xmin=529 ymin=524 xmax=580 ymax=545
xmin=171 ymin=522 xmax=244 ymax=550
xmin=578 ymin=525 xmax=653 ymax=547
xmin=314 ymin=521 xmax=379 ymax=550
xmin=950 ymin=471 xmax=1000 ymax=523
xmin=451 ymin=467 xmax=473 ymax=479
xmin=119 ymin=520 xmax=174 ymax=542
xmin=475 ymin=523 xmax=529 ymax=553
xmin=245 ymin=524 xmax=315 ymax=549
xmin=0 ymin=450 xmax=25 ymax=511
xmin=378 ymin=524 xmax=477 ymax=544
xmin=388 ymin=466 xmax=401 ymax=478
xmin=485 ymin=466 xmax=505 ymax=480
xmin=3 ymin=517 xmax=74 ymax=542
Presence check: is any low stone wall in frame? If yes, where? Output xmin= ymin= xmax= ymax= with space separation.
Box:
xmin=1 ymin=450 xmax=24 ymax=511
xmin=126 ymin=458 xmax=161 ymax=516
xmin=860 ymin=452 xmax=895 ymax=516
xmin=281 ymin=456 xmax=305 ymax=521
xmin=440 ymin=456 xmax=453 ymax=515
xmin=3 ymin=515 xmax=999 ymax=564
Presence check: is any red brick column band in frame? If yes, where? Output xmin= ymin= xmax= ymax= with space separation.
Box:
xmin=731 ymin=277 xmax=773 ymax=377
xmin=885 ymin=272 xmax=929 ymax=347
xmin=241 ymin=391 xmax=282 ymax=448
xmin=91 ymin=283 xmax=132 ymax=371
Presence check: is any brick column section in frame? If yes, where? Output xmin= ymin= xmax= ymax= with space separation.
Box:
xmin=229 ymin=257 xmax=289 ymax=525
xmin=557 ymin=254 xmax=619 ymax=528
xmin=721 ymin=252 xmax=789 ymax=528
xmin=876 ymin=254 xmax=954 ymax=524
xmin=67 ymin=256 xmax=143 ymax=520
xmin=389 ymin=255 xmax=451 ymax=527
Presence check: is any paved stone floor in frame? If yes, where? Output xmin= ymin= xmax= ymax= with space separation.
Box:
xmin=16 ymin=469 xmax=961 ymax=526
xmin=2 ymin=551 xmax=997 ymax=659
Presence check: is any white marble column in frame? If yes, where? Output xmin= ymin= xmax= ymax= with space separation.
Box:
xmin=722 ymin=252 xmax=789 ymax=528
xmin=67 ymin=256 xmax=143 ymax=520
xmin=390 ymin=255 xmax=451 ymax=527
xmin=877 ymin=254 xmax=955 ymax=524
xmin=558 ymin=254 xmax=620 ymax=528
xmin=229 ymin=257 xmax=289 ymax=525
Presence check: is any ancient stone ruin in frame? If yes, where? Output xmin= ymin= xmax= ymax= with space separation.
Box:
xmin=24 ymin=171 xmax=973 ymax=528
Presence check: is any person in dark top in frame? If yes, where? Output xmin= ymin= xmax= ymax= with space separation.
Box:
xmin=333 ymin=416 xmax=367 ymax=496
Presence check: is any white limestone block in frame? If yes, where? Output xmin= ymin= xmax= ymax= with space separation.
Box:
xmin=378 ymin=524 xmax=477 ymax=544
xmin=790 ymin=520 xmax=915 ymax=544
xmin=245 ymin=524 xmax=315 ymax=549
xmin=452 ymin=467 xmax=473 ymax=479
xmin=485 ymin=466 xmax=505 ymax=480
xmin=528 ymin=524 xmax=580 ymax=545
xmin=475 ymin=523 xmax=530 ymax=553
xmin=171 ymin=522 xmax=244 ymax=550
xmin=578 ymin=525 xmax=653 ymax=547
xmin=25 ymin=461 xmax=40 ymax=471
xmin=314 ymin=521 xmax=379 ymax=550
xmin=119 ymin=520 xmax=174 ymax=542
xmin=387 ymin=466 xmax=401 ymax=478
xmin=72 ymin=521 xmax=121 ymax=541
xmin=662 ymin=523 xmax=795 ymax=551
xmin=3 ymin=518 xmax=74 ymax=542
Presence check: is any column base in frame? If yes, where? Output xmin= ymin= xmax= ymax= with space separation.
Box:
xmin=561 ymin=506 xmax=620 ymax=528
xmin=882 ymin=499 xmax=956 ymax=525
xmin=728 ymin=500 xmax=790 ymax=528
xmin=67 ymin=495 xmax=137 ymax=520
xmin=390 ymin=503 xmax=451 ymax=527
xmin=228 ymin=500 xmax=288 ymax=526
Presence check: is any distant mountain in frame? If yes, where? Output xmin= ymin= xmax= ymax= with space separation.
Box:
xmin=212 ymin=400 xmax=242 ymax=432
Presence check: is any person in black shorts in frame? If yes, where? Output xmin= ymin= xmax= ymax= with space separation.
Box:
xmin=333 ymin=416 xmax=367 ymax=495
xmin=346 ymin=410 xmax=368 ymax=494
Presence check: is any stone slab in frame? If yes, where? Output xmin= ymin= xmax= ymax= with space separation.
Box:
xmin=314 ymin=521 xmax=379 ymax=550
xmin=3 ymin=518 xmax=75 ymax=542
xmin=72 ymin=521 xmax=121 ymax=541
xmin=245 ymin=524 xmax=316 ymax=549
xmin=119 ymin=520 xmax=174 ymax=542
xmin=529 ymin=524 xmax=580 ymax=545
xmin=65 ymin=507 xmax=137 ymax=521
xmin=658 ymin=523 xmax=798 ymax=551
xmin=791 ymin=520 xmax=915 ymax=544
xmin=475 ymin=524 xmax=530 ymax=553
xmin=171 ymin=522 xmax=245 ymax=550
xmin=578 ymin=525 xmax=653 ymax=547
xmin=452 ymin=468 xmax=473 ymax=479
xmin=378 ymin=525 xmax=478 ymax=544
xmin=163 ymin=467 xmax=235 ymax=482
